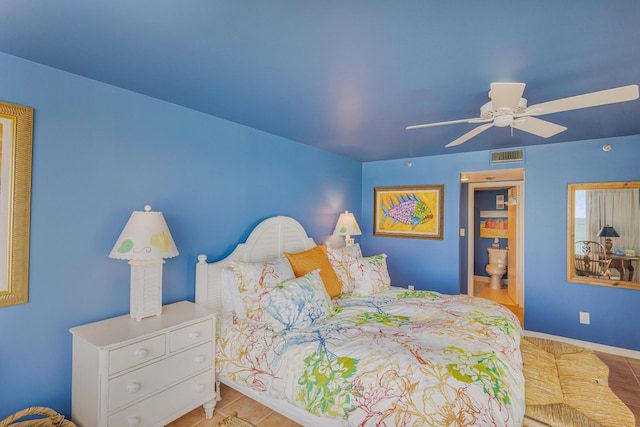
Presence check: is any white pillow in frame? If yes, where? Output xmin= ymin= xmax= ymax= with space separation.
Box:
xmin=349 ymin=254 xmax=391 ymax=296
xmin=262 ymin=269 xmax=333 ymax=332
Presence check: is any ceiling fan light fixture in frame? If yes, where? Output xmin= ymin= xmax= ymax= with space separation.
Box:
xmin=480 ymin=98 xmax=528 ymax=120
xmin=494 ymin=114 xmax=513 ymax=128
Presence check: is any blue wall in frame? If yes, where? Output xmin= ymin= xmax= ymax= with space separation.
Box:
xmin=362 ymin=137 xmax=640 ymax=352
xmin=0 ymin=53 xmax=362 ymax=420
xmin=2 ymin=49 xmax=640 ymax=421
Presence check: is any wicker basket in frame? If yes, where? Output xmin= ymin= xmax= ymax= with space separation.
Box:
xmin=0 ymin=407 xmax=76 ymax=427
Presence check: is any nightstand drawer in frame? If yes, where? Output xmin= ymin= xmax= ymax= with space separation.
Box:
xmin=170 ymin=319 xmax=213 ymax=352
xmin=109 ymin=334 xmax=166 ymax=375
xmin=108 ymin=341 xmax=213 ymax=411
xmin=107 ymin=369 xmax=214 ymax=427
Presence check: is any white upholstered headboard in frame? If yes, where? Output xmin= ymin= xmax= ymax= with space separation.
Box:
xmin=195 ymin=216 xmax=317 ymax=312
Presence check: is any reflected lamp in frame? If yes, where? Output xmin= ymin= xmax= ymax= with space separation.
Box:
xmin=596 ymin=225 xmax=619 ymax=254
xmin=109 ymin=205 xmax=179 ymax=320
xmin=333 ymin=211 xmax=361 ymax=246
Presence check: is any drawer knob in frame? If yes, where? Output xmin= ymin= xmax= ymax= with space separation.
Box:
xmin=126 ymin=382 xmax=141 ymax=393
xmin=194 ymin=354 xmax=206 ymax=364
xmin=134 ymin=348 xmax=148 ymax=359
xmin=189 ymin=331 xmax=201 ymax=340
xmin=127 ymin=416 xmax=141 ymax=426
xmin=194 ymin=383 xmax=206 ymax=393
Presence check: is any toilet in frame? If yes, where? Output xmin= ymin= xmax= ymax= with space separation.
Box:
xmin=486 ymin=248 xmax=508 ymax=289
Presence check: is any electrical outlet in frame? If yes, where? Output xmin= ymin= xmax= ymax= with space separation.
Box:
xmin=580 ymin=312 xmax=590 ymax=325
xmin=408 ymin=284 xmax=415 ymax=291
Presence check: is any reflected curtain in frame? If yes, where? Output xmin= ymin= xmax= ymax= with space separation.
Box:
xmin=586 ymin=189 xmax=640 ymax=281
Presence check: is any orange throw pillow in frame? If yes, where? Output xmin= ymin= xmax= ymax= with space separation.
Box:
xmin=285 ymin=246 xmax=342 ymax=298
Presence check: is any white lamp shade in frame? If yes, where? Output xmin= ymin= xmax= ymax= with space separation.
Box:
xmin=333 ymin=211 xmax=361 ymax=236
xmin=109 ymin=205 xmax=179 ymax=260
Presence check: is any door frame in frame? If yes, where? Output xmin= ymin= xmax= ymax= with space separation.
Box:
xmin=467 ymin=180 xmax=524 ymax=307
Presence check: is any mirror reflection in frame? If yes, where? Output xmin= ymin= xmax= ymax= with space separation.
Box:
xmin=568 ymin=182 xmax=640 ymax=289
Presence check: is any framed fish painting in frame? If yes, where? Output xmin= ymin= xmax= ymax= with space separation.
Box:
xmin=374 ymin=185 xmax=444 ymax=239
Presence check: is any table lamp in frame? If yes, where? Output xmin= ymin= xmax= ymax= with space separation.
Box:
xmin=333 ymin=211 xmax=361 ymax=246
xmin=109 ymin=205 xmax=179 ymax=320
xmin=597 ymin=225 xmax=619 ymax=254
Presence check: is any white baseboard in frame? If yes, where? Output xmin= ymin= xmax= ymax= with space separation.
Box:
xmin=523 ymin=330 xmax=640 ymax=359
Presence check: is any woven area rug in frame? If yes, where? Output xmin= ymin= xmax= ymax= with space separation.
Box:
xmin=521 ymin=336 xmax=635 ymax=427
xmin=218 ymin=412 xmax=256 ymax=427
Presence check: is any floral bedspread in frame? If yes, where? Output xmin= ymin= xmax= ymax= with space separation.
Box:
xmin=216 ymin=287 xmax=525 ymax=426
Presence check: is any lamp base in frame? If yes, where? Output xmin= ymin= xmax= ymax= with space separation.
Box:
xmin=345 ymin=235 xmax=355 ymax=247
xmin=604 ymin=238 xmax=613 ymax=254
xmin=129 ymin=259 xmax=165 ymax=321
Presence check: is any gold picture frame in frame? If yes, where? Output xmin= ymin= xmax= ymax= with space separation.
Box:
xmin=0 ymin=101 xmax=34 ymax=307
xmin=374 ymin=185 xmax=444 ymax=239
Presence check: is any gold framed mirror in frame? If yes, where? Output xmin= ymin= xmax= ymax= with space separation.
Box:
xmin=0 ymin=101 xmax=33 ymax=307
xmin=567 ymin=181 xmax=640 ymax=289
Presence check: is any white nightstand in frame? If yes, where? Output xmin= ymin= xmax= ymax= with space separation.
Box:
xmin=70 ymin=301 xmax=217 ymax=427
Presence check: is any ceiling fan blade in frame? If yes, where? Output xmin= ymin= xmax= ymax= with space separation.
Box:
xmin=527 ymin=84 xmax=639 ymax=115
xmin=445 ymin=123 xmax=494 ymax=147
xmin=406 ymin=117 xmax=486 ymax=130
xmin=489 ymin=82 xmax=526 ymax=110
xmin=512 ymin=116 xmax=567 ymax=138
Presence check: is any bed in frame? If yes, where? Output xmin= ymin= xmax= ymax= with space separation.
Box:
xmin=195 ymin=216 xmax=525 ymax=426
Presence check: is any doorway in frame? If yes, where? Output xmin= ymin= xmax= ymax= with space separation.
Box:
xmin=462 ymin=169 xmax=524 ymax=326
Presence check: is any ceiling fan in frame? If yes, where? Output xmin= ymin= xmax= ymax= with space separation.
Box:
xmin=406 ymin=83 xmax=639 ymax=147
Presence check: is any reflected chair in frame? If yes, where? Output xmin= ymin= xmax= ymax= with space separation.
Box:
xmin=574 ymin=240 xmax=612 ymax=278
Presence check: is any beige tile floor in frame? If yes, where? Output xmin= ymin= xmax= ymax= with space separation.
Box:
xmin=166 ymin=382 xmax=301 ymax=427
xmin=595 ymin=351 xmax=640 ymax=425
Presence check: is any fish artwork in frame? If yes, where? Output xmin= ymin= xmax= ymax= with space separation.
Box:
xmin=382 ymin=193 xmax=433 ymax=228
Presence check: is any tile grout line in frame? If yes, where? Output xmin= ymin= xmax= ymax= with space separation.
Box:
xmin=627 ymin=357 xmax=640 ymax=387
xmin=253 ymin=412 xmax=275 ymax=425
xmin=616 ymin=357 xmax=640 ymax=426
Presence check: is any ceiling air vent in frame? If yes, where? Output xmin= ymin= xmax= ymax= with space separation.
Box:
xmin=490 ymin=149 xmax=524 ymax=164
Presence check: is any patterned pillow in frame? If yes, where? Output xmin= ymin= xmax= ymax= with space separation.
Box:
xmin=226 ymin=256 xmax=295 ymax=322
xmin=326 ymin=244 xmax=362 ymax=294
xmin=349 ymin=254 xmax=391 ymax=296
xmin=261 ymin=269 xmax=333 ymax=332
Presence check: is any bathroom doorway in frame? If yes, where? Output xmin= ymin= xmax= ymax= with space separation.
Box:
xmin=462 ymin=169 xmax=524 ymax=326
